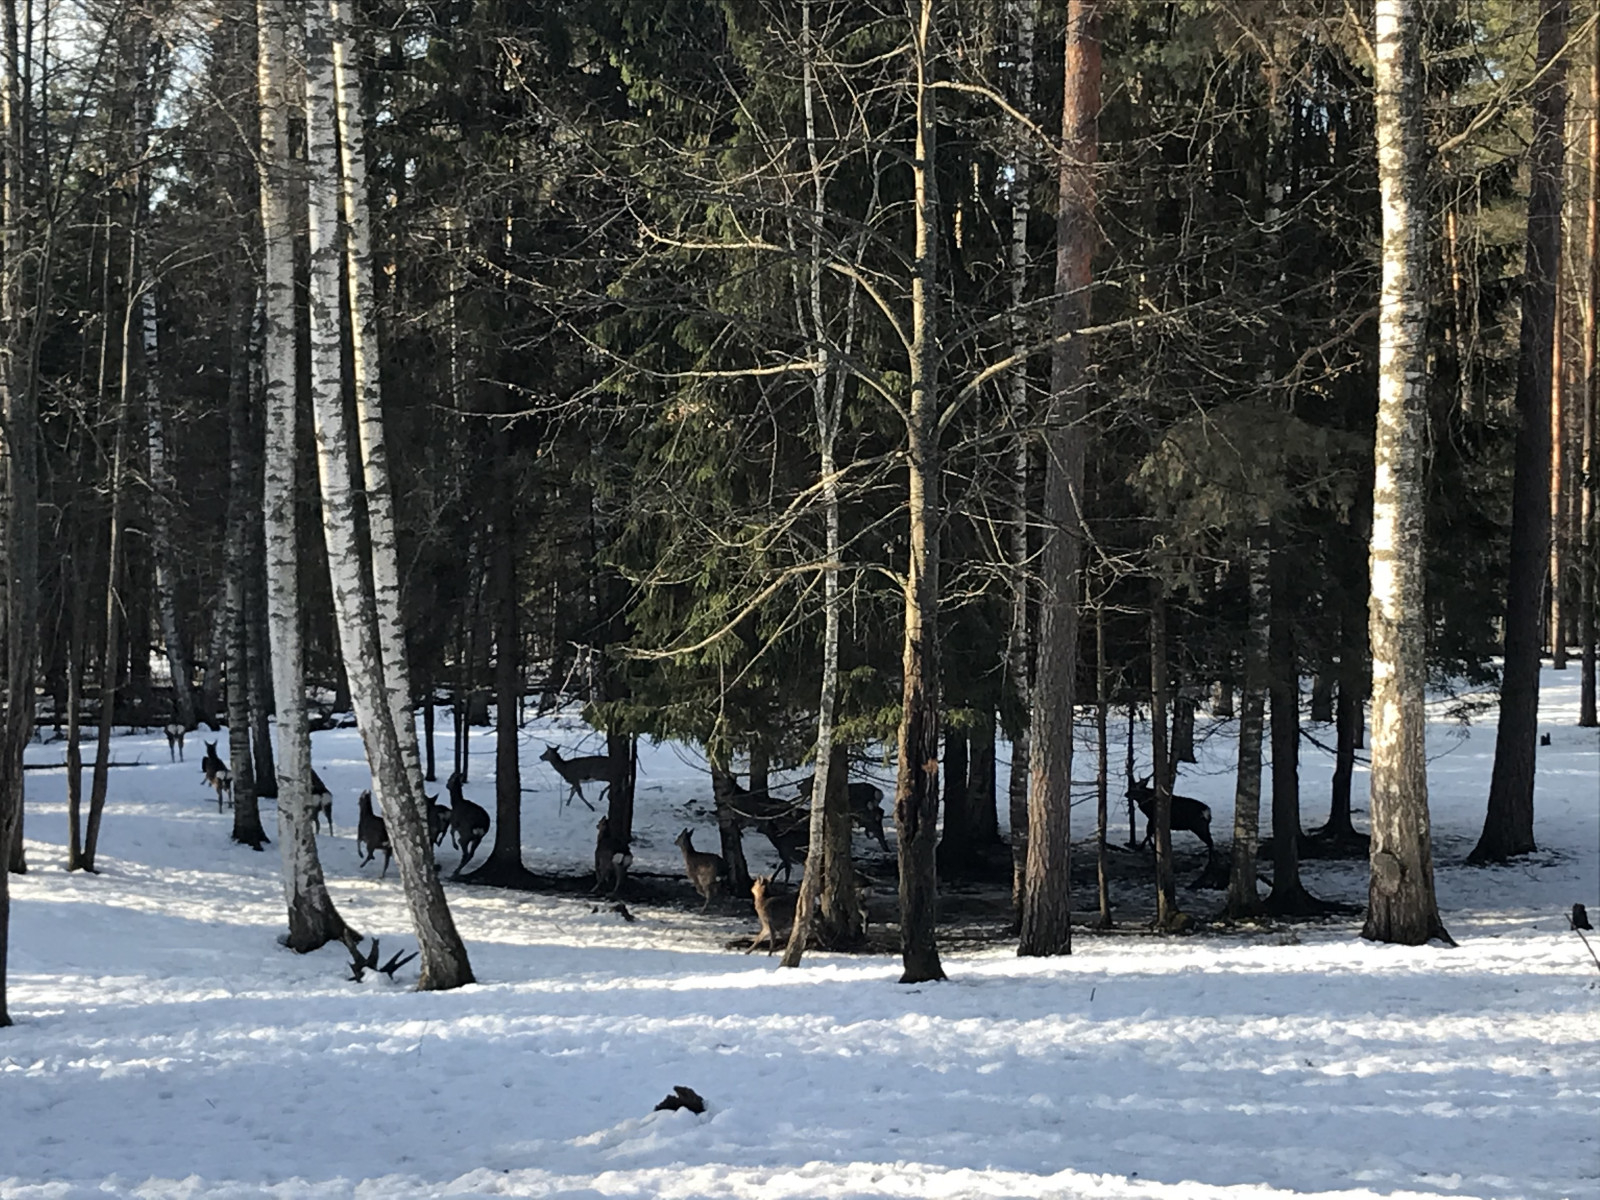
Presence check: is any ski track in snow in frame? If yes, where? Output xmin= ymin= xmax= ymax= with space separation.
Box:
xmin=3 ymin=670 xmax=1597 ymax=1199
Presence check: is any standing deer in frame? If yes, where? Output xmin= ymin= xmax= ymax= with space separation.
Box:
xmin=446 ymin=771 xmax=490 ymax=876
xmin=310 ymin=768 xmax=333 ymax=835
xmin=593 ymin=816 xmax=633 ymax=896
xmin=200 ymin=741 xmax=232 ymax=811
xmin=356 ymin=789 xmax=392 ymax=878
xmin=747 ymin=874 xmax=797 ymax=955
xmin=539 ymin=745 xmax=619 ymax=811
xmin=164 ymin=724 xmax=186 ymax=762
xmin=1128 ymin=776 xmax=1214 ymax=853
xmin=795 ymin=775 xmax=891 ymax=851
xmin=675 ymin=828 xmax=726 ymax=911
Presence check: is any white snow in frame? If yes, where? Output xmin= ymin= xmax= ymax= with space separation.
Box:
xmin=3 ymin=669 xmax=1597 ymax=1199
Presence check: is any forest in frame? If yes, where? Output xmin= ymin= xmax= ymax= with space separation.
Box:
xmin=0 ymin=0 xmax=1598 ymax=1193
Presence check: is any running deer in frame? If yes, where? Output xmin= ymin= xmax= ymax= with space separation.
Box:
xmin=356 ymin=789 xmax=392 ymax=878
xmin=200 ymin=741 xmax=232 ymax=811
xmin=311 ymin=768 xmax=333 ymax=835
xmin=1128 ymin=776 xmax=1214 ymax=853
xmin=593 ymin=816 xmax=633 ymax=896
xmin=747 ymin=874 xmax=797 ymax=955
xmin=446 ymin=772 xmax=490 ymax=876
xmin=675 ymin=828 xmax=725 ymax=911
xmin=164 ymin=724 xmax=186 ymax=762
xmin=427 ymin=794 xmax=451 ymax=848
xmin=539 ymin=745 xmax=619 ymax=811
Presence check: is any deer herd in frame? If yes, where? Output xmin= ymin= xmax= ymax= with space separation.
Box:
xmin=188 ymin=732 xmax=1219 ymax=950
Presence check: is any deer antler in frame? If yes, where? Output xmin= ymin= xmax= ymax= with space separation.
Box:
xmin=378 ymin=947 xmax=418 ymax=979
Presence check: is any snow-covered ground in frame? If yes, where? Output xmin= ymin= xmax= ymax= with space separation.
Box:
xmin=3 ymin=669 xmax=1597 ymax=1199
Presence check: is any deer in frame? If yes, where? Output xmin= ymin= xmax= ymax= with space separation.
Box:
xmin=539 ymin=745 xmax=619 ymax=811
xmin=356 ymin=790 xmax=392 ymax=878
xmin=1128 ymin=776 xmax=1214 ymax=854
xmin=164 ymin=724 xmax=186 ymax=762
xmin=675 ymin=828 xmax=726 ymax=911
xmin=200 ymin=741 xmax=232 ymax=811
xmin=310 ymin=768 xmax=333 ymax=835
xmin=426 ymin=793 xmax=451 ymax=849
xmin=795 ymin=775 xmax=891 ymax=851
xmin=717 ymin=778 xmax=808 ymax=883
xmin=747 ymin=874 xmax=797 ymax=955
xmin=446 ymin=771 xmax=490 ymax=877
xmin=593 ymin=816 xmax=633 ymax=896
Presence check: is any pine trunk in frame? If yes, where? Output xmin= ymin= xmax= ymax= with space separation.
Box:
xmin=258 ymin=0 xmax=347 ymax=951
xmin=1094 ymin=603 xmax=1110 ymax=927
xmin=1477 ymin=0 xmax=1567 ymax=863
xmin=1551 ymin=298 xmax=1567 ymax=667
xmin=1019 ymin=0 xmax=1097 ymax=958
xmin=305 ymin=3 xmax=472 ymax=988
xmin=1149 ymin=587 xmax=1179 ymax=929
xmin=1581 ymin=10 xmax=1599 ymax=728
xmin=143 ymin=290 xmax=196 ymax=729
xmin=1365 ymin=0 xmax=1451 ymax=943
xmin=893 ymin=0 xmax=945 ymax=984
xmin=1226 ymin=538 xmax=1269 ymax=919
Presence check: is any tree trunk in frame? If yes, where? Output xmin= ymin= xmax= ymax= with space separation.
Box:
xmin=330 ymin=0 xmax=425 ymax=800
xmin=1019 ymin=0 xmax=1097 ymax=958
xmin=893 ymin=0 xmax=945 ymax=984
xmin=143 ymin=289 xmax=196 ymax=730
xmin=0 ymin=0 xmax=38 ymax=1024
xmin=257 ymin=0 xmax=347 ymax=951
xmin=936 ymin=730 xmax=973 ymax=877
xmin=64 ymin=569 xmax=86 ymax=869
xmin=1226 ymin=538 xmax=1269 ymax=920
xmin=1149 ymin=586 xmax=1180 ymax=929
xmin=1265 ymin=540 xmax=1319 ymax=913
xmin=1309 ymin=672 xmax=1335 ymax=723
xmin=1366 ymin=0 xmax=1451 ymax=944
xmin=1170 ymin=693 xmax=1195 ymax=765
xmin=1094 ymin=601 xmax=1111 ymax=928
xmin=970 ymin=712 xmax=999 ymax=846
xmin=246 ymin=520 xmax=276 ymax=799
xmin=1551 ymin=296 xmax=1567 ymax=668
xmin=224 ymin=284 xmax=267 ymax=852
xmin=1582 ymin=9 xmax=1599 ymax=729
xmin=305 ymin=2 xmax=472 ymax=988
xmin=1004 ymin=0 xmax=1036 ymax=919
xmin=1476 ymin=0 xmax=1566 ymax=864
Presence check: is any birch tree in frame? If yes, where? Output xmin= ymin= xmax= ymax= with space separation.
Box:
xmin=1019 ymin=0 xmax=1098 ymax=958
xmin=1364 ymin=0 xmax=1450 ymax=944
xmin=258 ymin=0 xmax=348 ymax=951
xmin=305 ymin=0 xmax=472 ymax=988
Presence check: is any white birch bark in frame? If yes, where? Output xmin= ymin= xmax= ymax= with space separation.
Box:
xmin=257 ymin=0 xmax=345 ymax=951
xmin=1365 ymin=0 xmax=1448 ymax=944
xmin=305 ymin=2 xmax=472 ymax=987
xmin=328 ymin=0 xmax=425 ymax=799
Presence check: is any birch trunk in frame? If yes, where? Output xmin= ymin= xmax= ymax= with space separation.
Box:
xmin=893 ymin=0 xmax=945 ymax=984
xmin=1004 ymin=0 xmax=1036 ymax=914
xmin=329 ymin=0 xmax=424 ymax=798
xmin=1019 ymin=0 xmax=1097 ymax=958
xmin=305 ymin=5 xmax=472 ymax=988
xmin=782 ymin=0 xmax=861 ymax=966
xmin=1476 ymin=0 xmax=1566 ymax=864
xmin=1366 ymin=0 xmax=1450 ymax=943
xmin=143 ymin=290 xmax=195 ymax=729
xmin=1225 ymin=537 xmax=1268 ymax=919
xmin=258 ymin=0 xmax=347 ymax=951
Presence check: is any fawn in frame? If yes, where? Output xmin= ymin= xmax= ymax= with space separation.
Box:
xmin=593 ymin=816 xmax=633 ymax=896
xmin=747 ymin=874 xmax=798 ymax=955
xmin=164 ymin=724 xmax=186 ymax=762
xmin=310 ymin=768 xmax=333 ymax=835
xmin=675 ymin=828 xmax=726 ymax=911
xmin=356 ymin=790 xmax=392 ymax=878
xmin=540 ymin=745 xmax=618 ymax=811
xmin=200 ymin=741 xmax=232 ymax=811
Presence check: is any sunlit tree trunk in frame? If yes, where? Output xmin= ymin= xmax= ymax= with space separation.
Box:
xmin=305 ymin=2 xmax=472 ymax=987
xmin=893 ymin=0 xmax=945 ymax=984
xmin=1019 ymin=0 xmax=1097 ymax=958
xmin=1365 ymin=0 xmax=1451 ymax=943
xmin=1477 ymin=0 xmax=1567 ymax=864
xmin=1582 ymin=10 xmax=1599 ymax=728
xmin=259 ymin=0 xmax=347 ymax=950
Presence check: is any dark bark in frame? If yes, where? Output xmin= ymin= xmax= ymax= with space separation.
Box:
xmin=1018 ymin=0 xmax=1097 ymax=958
xmin=1150 ymin=586 xmax=1179 ymax=929
xmin=1265 ymin=543 xmax=1323 ymax=914
xmin=936 ymin=730 xmax=974 ymax=876
xmin=605 ymin=732 xmax=636 ymax=847
xmin=969 ymin=714 xmax=999 ymax=846
xmin=1476 ymin=0 xmax=1567 ymax=863
xmin=246 ymin=523 xmax=276 ymax=798
xmin=1094 ymin=603 xmax=1111 ymax=928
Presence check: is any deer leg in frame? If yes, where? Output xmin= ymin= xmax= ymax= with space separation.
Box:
xmin=379 ymin=850 xmax=390 ymax=880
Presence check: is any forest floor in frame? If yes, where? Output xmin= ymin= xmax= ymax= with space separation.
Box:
xmin=4 ymin=668 xmax=1597 ymax=1199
